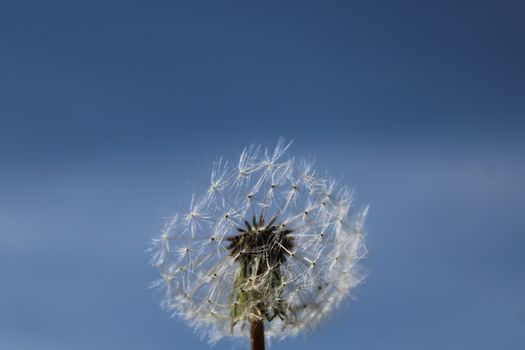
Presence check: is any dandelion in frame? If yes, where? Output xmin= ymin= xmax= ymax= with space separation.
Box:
xmin=150 ymin=139 xmax=367 ymax=349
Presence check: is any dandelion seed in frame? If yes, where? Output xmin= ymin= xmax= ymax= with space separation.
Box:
xmin=150 ymin=139 xmax=367 ymax=349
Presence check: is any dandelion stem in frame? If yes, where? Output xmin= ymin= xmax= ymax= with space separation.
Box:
xmin=250 ymin=319 xmax=265 ymax=350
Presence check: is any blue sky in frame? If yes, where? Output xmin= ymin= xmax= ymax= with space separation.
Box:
xmin=1 ymin=1 xmax=524 ymax=349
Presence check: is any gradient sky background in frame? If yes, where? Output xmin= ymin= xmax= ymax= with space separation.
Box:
xmin=1 ymin=1 xmax=524 ymax=349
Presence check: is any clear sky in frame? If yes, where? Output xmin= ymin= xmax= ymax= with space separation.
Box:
xmin=1 ymin=1 xmax=524 ymax=349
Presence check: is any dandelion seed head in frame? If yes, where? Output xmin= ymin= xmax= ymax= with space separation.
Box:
xmin=150 ymin=139 xmax=367 ymax=343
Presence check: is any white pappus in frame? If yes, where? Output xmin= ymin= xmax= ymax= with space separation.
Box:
xmin=150 ymin=139 xmax=368 ymax=345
